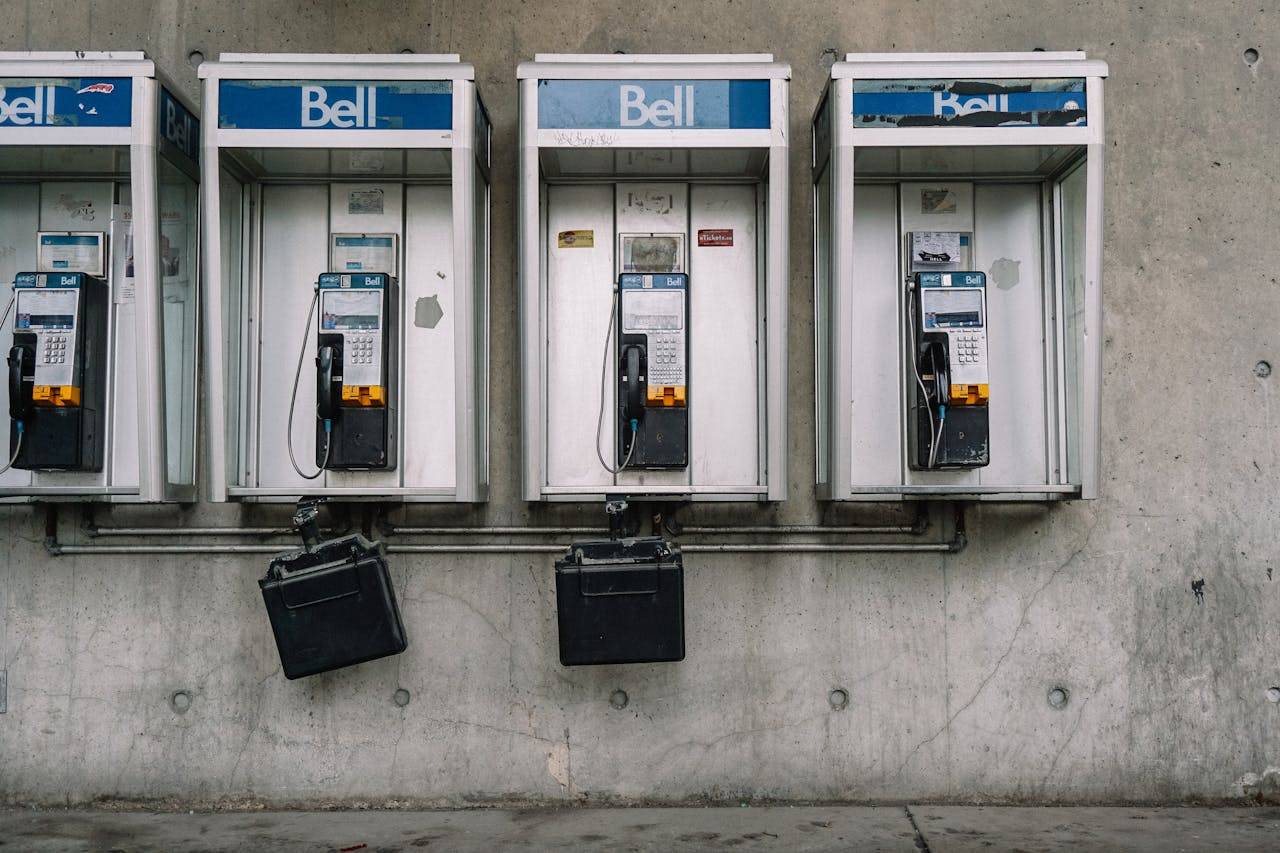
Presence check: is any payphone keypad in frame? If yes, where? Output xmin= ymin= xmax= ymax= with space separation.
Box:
xmin=649 ymin=332 xmax=684 ymax=387
xmin=43 ymin=335 xmax=69 ymax=364
xmin=348 ymin=333 xmax=376 ymax=366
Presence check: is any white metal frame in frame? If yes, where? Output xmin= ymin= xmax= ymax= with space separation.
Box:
xmin=198 ymin=53 xmax=489 ymax=503
xmin=815 ymin=51 xmax=1108 ymax=501
xmin=0 ymin=51 xmax=200 ymax=503
xmin=517 ymin=54 xmax=791 ymax=502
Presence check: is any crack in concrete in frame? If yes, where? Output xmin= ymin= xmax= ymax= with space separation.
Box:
xmin=894 ymin=512 xmax=1102 ymax=780
xmin=651 ymin=711 xmax=832 ymax=768
xmin=1039 ymin=694 xmax=1092 ymax=792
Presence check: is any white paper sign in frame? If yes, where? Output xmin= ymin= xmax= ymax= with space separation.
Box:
xmin=331 ymin=233 xmax=397 ymax=274
xmin=911 ymin=231 xmax=962 ymax=264
xmin=37 ymin=232 xmax=105 ymax=277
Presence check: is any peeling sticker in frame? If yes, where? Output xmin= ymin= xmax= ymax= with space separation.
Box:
xmin=1192 ymin=578 xmax=1205 ymax=604
xmin=348 ymin=188 xmax=384 ymax=215
xmin=55 ymin=193 xmax=97 ymax=222
xmin=558 ymin=229 xmax=594 ymax=248
xmin=990 ymin=257 xmax=1021 ymax=290
xmin=414 ymin=295 xmax=443 ymax=329
xmin=624 ymin=190 xmax=673 ymax=215
xmin=920 ymin=188 xmax=957 ymax=214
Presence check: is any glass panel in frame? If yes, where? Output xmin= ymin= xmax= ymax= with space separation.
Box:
xmin=159 ymin=158 xmax=199 ymax=487
xmin=219 ymin=167 xmax=245 ymax=486
xmin=0 ymin=146 xmax=129 ymax=178
xmin=474 ymin=171 xmax=490 ymax=488
xmin=854 ymin=145 xmax=1084 ymax=178
xmin=229 ymin=148 xmax=451 ymax=180
xmin=542 ymin=147 xmax=768 ymax=179
xmin=1059 ymin=162 xmax=1086 ymax=484
xmin=813 ymin=168 xmax=831 ymax=483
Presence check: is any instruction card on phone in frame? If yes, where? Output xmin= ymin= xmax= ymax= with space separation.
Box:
xmin=331 ymin=234 xmax=397 ymax=274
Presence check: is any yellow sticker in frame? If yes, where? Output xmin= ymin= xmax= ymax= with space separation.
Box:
xmin=558 ymin=229 xmax=595 ymax=248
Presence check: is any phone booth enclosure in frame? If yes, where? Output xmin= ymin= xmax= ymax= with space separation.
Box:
xmin=812 ymin=52 xmax=1108 ymax=502
xmin=0 ymin=52 xmax=200 ymax=503
xmin=200 ymin=54 xmax=490 ymax=502
xmin=518 ymin=55 xmax=791 ymax=502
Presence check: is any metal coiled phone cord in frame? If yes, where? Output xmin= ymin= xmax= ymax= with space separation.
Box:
xmin=595 ymin=284 xmax=637 ymax=475
xmin=907 ymin=283 xmax=941 ymax=468
xmin=0 ymin=294 xmax=21 ymax=474
xmin=287 ymin=289 xmax=330 ymax=480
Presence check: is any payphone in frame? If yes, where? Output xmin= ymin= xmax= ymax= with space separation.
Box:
xmin=908 ymin=270 xmax=990 ymax=470
xmin=812 ymin=51 xmax=1108 ymax=501
xmin=288 ymin=272 xmax=396 ymax=478
xmin=616 ymin=271 xmax=689 ymax=469
xmin=5 ymin=271 xmax=108 ymax=471
xmin=0 ymin=52 xmax=202 ymax=501
xmin=201 ymin=53 xmax=489 ymax=502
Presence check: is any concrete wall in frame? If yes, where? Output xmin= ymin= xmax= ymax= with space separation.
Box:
xmin=2 ymin=0 xmax=1278 ymax=806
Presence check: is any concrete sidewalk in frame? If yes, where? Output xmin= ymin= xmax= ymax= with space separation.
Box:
xmin=1 ymin=805 xmax=1278 ymax=852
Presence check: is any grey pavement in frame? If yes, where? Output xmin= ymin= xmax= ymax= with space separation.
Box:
xmin=2 ymin=805 xmax=1279 ymax=852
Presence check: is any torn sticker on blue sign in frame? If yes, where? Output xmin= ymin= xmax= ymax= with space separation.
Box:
xmin=852 ymin=78 xmax=1086 ymax=128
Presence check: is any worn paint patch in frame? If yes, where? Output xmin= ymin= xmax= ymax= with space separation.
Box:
xmin=990 ymin=257 xmax=1021 ymax=290
xmin=414 ymin=295 xmax=443 ymax=329
xmin=546 ymin=740 xmax=570 ymax=790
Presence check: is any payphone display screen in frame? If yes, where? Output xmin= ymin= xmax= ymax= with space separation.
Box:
xmin=922 ymin=289 xmax=983 ymax=329
xmin=17 ymin=290 xmax=78 ymax=330
xmin=321 ymin=291 xmax=382 ymax=331
xmin=623 ymin=290 xmax=683 ymax=331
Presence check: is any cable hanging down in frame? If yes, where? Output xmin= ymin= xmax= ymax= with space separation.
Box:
xmin=287 ymin=289 xmax=330 ymax=480
xmin=595 ymin=284 xmax=637 ymax=475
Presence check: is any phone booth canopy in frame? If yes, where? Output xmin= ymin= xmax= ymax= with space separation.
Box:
xmin=199 ymin=54 xmax=490 ymax=503
xmin=0 ymin=51 xmax=200 ymax=503
xmin=813 ymin=52 xmax=1108 ymax=501
xmin=518 ymin=54 xmax=791 ymax=502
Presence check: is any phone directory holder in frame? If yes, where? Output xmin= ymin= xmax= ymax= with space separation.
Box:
xmin=259 ymin=499 xmax=407 ymax=679
xmin=555 ymin=499 xmax=686 ymax=666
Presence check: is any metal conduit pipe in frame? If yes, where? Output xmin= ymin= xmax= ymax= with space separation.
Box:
xmin=50 ymin=540 xmax=960 ymax=556
xmin=679 ymin=524 xmax=917 ymax=535
xmin=387 ymin=526 xmax=606 ymax=536
xmin=87 ymin=526 xmax=306 ymax=537
xmin=84 ymin=503 xmax=926 ymax=539
xmin=56 ymin=507 xmax=959 ymax=555
xmin=49 ymin=516 xmax=964 ymax=556
xmin=89 ymin=524 xmax=919 ymax=537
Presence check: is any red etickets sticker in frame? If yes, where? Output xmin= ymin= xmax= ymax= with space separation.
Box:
xmin=697 ymin=228 xmax=733 ymax=247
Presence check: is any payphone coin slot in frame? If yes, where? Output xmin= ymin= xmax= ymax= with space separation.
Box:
xmin=341 ymin=385 xmax=386 ymax=407
xmin=32 ymin=385 xmax=80 ymax=407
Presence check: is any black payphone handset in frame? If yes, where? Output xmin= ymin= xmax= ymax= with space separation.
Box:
xmin=908 ymin=271 xmax=991 ymax=469
xmin=3 ymin=272 xmax=108 ymax=472
xmin=287 ymin=272 xmax=396 ymax=480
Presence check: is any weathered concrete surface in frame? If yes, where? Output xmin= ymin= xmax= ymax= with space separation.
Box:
xmin=2 ymin=806 xmax=1279 ymax=852
xmin=1 ymin=806 xmax=918 ymax=852
xmin=2 ymin=0 xmax=1280 ymax=805
xmin=914 ymin=806 xmax=1280 ymax=852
